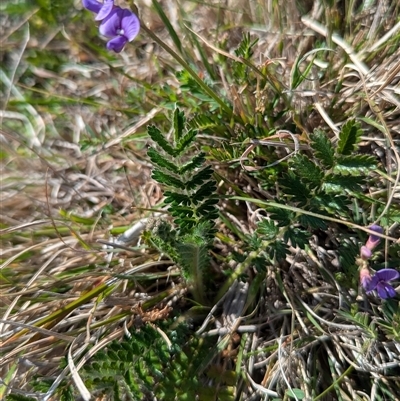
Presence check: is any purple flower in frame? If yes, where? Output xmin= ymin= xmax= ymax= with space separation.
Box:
xmin=100 ymin=8 xmax=140 ymax=52
xmin=82 ymin=0 xmax=114 ymax=20
xmin=366 ymin=269 xmax=399 ymax=299
xmin=82 ymin=0 xmax=140 ymax=53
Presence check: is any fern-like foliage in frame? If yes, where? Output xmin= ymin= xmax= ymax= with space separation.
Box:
xmin=80 ymin=323 xmax=235 ymax=401
xmin=248 ymin=121 xmax=377 ymax=266
xmin=144 ymin=107 xmax=218 ymax=304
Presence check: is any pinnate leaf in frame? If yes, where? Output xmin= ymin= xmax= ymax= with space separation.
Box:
xmin=256 ymin=219 xmax=278 ymax=240
xmin=313 ymin=193 xmax=350 ymax=216
xmin=179 ymin=152 xmax=206 ymax=174
xmin=337 ymin=119 xmax=362 ymax=155
xmin=266 ymin=206 xmax=293 ymax=227
xmin=173 ymin=107 xmax=185 ymax=142
xmin=148 ymin=147 xmax=179 ymax=173
xmin=185 ymin=165 xmax=214 ymax=190
xmin=299 ymin=213 xmax=327 ymax=230
xmin=164 ymin=192 xmax=191 ymax=206
xmin=148 ymin=125 xmax=177 ymax=156
xmin=267 ymin=240 xmax=290 ymax=261
xmin=310 ymin=129 xmax=335 ymax=168
xmin=176 ymin=129 xmax=197 ymax=154
xmin=334 ymin=155 xmax=376 ymax=176
xmin=152 ymin=170 xmax=185 ymax=189
xmin=192 ymin=182 xmax=217 ymax=202
xmin=284 ymin=227 xmax=310 ymax=248
xmin=290 ymin=154 xmax=323 ymax=188
xmin=322 ymin=174 xmax=365 ymax=193
xmin=278 ymin=171 xmax=311 ymax=206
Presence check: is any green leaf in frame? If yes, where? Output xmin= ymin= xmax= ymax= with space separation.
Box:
xmin=152 ymin=170 xmax=186 ymax=189
xmin=233 ymin=33 xmax=259 ymax=82
xmin=267 ymin=240 xmax=290 ymax=261
xmin=147 ymin=125 xmax=177 ymax=156
xmin=283 ymin=227 xmax=310 ymax=248
xmin=256 ymin=220 xmax=278 ymax=240
xmin=338 ymin=239 xmax=358 ymax=275
xmin=266 ymin=206 xmax=293 ymax=227
xmin=164 ymin=192 xmax=192 ymax=206
xmin=312 ymin=194 xmax=350 ymax=216
xmin=290 ymin=48 xmax=331 ymax=91
xmin=234 ymin=32 xmax=258 ymax=59
xmin=299 ymin=213 xmax=327 ymax=230
xmin=192 ymin=182 xmax=217 ymax=203
xmin=185 ymin=165 xmax=214 ymax=190
xmin=378 ymin=207 xmax=400 ymax=226
xmin=177 ymin=229 xmax=211 ymax=303
xmin=188 ymin=114 xmax=219 ymax=131
xmin=170 ymin=206 xmax=195 ymax=218
xmin=148 ymin=147 xmax=179 ymax=174
xmin=173 ymin=107 xmax=186 ymax=143
xmin=179 ymin=152 xmax=206 ymax=174
xmin=310 ymin=129 xmax=335 ymax=168
xmin=278 ymin=171 xmax=311 ymax=206
xmin=176 ymin=129 xmax=198 ymax=154
xmin=358 ymin=116 xmax=386 ymax=134
xmin=337 ymin=119 xmax=362 ymax=155
xmin=196 ymin=198 xmax=219 ymax=216
xmin=322 ymin=174 xmax=365 ymax=193
xmin=334 ymin=155 xmax=376 ymax=176
xmin=290 ymin=154 xmax=323 ymax=188
xmin=151 ymin=0 xmax=183 ymax=55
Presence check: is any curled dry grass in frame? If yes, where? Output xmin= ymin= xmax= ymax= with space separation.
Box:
xmin=1 ymin=0 xmax=400 ymax=399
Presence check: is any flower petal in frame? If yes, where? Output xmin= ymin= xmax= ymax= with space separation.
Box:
xmin=375 ymin=268 xmax=400 ymax=282
xmin=82 ymin=0 xmax=102 ymax=13
xmin=120 ymin=10 xmax=140 ymax=41
xmin=369 ymin=224 xmax=383 ymax=242
xmin=95 ymin=0 xmax=114 ymax=21
xmin=99 ymin=8 xmax=122 ymax=37
xmin=366 ymin=275 xmax=378 ymax=292
xmin=365 ymin=224 xmax=383 ymax=250
xmin=376 ymin=283 xmax=397 ymax=299
xmin=106 ymin=36 xmax=128 ymax=52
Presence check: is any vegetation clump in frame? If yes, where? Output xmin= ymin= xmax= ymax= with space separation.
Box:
xmin=1 ymin=0 xmax=400 ymax=400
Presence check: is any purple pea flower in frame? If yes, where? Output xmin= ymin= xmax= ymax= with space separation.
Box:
xmin=100 ymin=8 xmax=140 ymax=52
xmin=82 ymin=0 xmax=140 ymax=53
xmin=366 ymin=268 xmax=399 ymax=299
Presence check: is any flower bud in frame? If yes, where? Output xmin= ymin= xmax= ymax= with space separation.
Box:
xmin=365 ymin=224 xmax=383 ymax=251
xmin=360 ymin=266 xmax=372 ymax=291
xmin=360 ymin=245 xmax=372 ymax=260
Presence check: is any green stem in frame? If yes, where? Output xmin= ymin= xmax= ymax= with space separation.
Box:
xmin=313 ymin=364 xmax=354 ymax=401
xmin=229 ymin=196 xmax=398 ymax=242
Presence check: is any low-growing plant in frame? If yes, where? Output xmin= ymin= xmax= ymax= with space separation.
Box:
xmin=2 ymin=0 xmax=400 ymax=400
xmin=143 ymin=107 xmax=219 ymax=305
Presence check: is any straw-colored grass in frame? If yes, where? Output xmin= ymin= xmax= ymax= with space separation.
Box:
xmin=1 ymin=0 xmax=400 ymax=400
